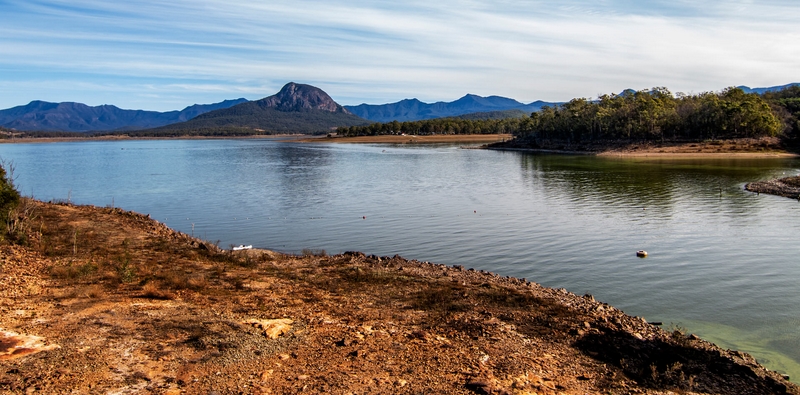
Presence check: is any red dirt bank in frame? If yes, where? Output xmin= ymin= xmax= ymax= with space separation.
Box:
xmin=0 ymin=200 xmax=796 ymax=394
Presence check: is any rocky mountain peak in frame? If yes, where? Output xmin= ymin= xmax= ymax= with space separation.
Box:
xmin=259 ymin=82 xmax=350 ymax=114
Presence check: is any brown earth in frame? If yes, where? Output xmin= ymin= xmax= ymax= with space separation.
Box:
xmin=299 ymin=134 xmax=513 ymax=144
xmin=0 ymin=134 xmax=507 ymax=146
xmin=0 ymin=199 xmax=797 ymax=394
xmin=490 ymin=137 xmax=798 ymax=158
xmin=4 ymin=135 xmax=793 ymax=158
xmin=597 ymin=137 xmax=796 ymax=157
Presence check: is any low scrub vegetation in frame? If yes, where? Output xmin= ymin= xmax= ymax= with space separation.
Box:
xmin=0 ymin=162 xmax=21 ymax=242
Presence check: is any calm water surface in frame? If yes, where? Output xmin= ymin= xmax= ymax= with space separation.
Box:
xmin=2 ymin=139 xmax=800 ymax=378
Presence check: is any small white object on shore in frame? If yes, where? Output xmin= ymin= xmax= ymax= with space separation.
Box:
xmin=233 ymin=245 xmax=253 ymax=251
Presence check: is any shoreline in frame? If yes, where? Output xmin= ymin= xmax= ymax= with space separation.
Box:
xmin=0 ymin=199 xmax=797 ymax=393
xmin=489 ymin=146 xmax=798 ymax=159
xmin=0 ymin=134 xmax=301 ymax=144
xmin=296 ymin=134 xmax=513 ymax=144
xmin=487 ymin=137 xmax=799 ymax=158
xmin=3 ymin=133 xmax=798 ymax=158
xmin=291 ymin=134 xmax=800 ymax=158
xmin=598 ymin=151 xmax=798 ymax=158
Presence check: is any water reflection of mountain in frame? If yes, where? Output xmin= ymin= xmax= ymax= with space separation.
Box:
xmin=274 ymin=143 xmax=336 ymax=209
xmin=517 ymin=154 xmax=798 ymax=220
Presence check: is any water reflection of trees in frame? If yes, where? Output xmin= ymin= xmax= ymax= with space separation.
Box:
xmin=517 ymin=154 xmax=796 ymax=219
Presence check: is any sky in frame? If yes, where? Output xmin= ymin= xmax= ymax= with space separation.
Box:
xmin=0 ymin=0 xmax=798 ymax=111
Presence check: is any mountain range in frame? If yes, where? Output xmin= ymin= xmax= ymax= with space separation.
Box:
xmin=0 ymin=99 xmax=248 ymax=132
xmin=344 ymin=95 xmax=556 ymax=123
xmin=737 ymin=83 xmax=799 ymax=95
xmin=1 ymin=82 xmax=798 ymax=133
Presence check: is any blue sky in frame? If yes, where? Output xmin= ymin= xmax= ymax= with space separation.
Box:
xmin=1 ymin=0 xmax=798 ymax=111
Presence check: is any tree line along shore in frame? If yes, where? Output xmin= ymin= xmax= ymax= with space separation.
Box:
xmin=336 ymin=86 xmax=799 ymax=151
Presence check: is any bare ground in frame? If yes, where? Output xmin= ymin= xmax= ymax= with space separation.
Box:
xmin=0 ymin=200 xmax=796 ymax=394
xmin=298 ymin=134 xmax=513 ymax=144
xmin=597 ymin=137 xmax=796 ymax=158
xmin=490 ymin=137 xmax=798 ymax=158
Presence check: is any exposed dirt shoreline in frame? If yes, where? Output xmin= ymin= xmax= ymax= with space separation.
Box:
xmin=487 ymin=137 xmax=798 ymax=158
xmin=0 ymin=134 xmax=511 ymax=146
xmin=0 ymin=200 xmax=797 ymax=394
xmin=3 ymin=134 xmax=797 ymax=159
xmin=296 ymin=134 xmax=514 ymax=144
xmin=297 ymin=135 xmax=800 ymax=159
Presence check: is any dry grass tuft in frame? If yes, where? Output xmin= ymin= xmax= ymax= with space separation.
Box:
xmin=141 ymin=281 xmax=175 ymax=300
xmin=82 ymin=284 xmax=105 ymax=298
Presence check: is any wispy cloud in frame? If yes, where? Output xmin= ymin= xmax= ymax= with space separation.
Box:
xmin=1 ymin=0 xmax=798 ymax=110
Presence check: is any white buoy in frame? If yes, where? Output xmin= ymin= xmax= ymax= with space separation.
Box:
xmin=636 ymin=250 xmax=648 ymax=257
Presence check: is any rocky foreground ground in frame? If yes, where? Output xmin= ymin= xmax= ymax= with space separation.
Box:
xmin=0 ymin=200 xmax=797 ymax=394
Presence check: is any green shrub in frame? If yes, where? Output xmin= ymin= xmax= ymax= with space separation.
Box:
xmin=0 ymin=163 xmax=21 ymax=239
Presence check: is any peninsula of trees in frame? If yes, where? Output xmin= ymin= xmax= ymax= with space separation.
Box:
xmin=339 ymin=86 xmax=800 ymax=151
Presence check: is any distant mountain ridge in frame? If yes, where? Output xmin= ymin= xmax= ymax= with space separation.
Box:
xmin=344 ymin=94 xmax=558 ymax=123
xmin=3 ymin=82 xmax=799 ymax=133
xmin=0 ymin=99 xmax=247 ymax=132
xmin=146 ymin=82 xmax=369 ymax=134
xmin=737 ymin=83 xmax=800 ymax=95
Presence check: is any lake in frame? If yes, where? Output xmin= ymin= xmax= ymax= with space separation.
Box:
xmin=1 ymin=138 xmax=799 ymax=378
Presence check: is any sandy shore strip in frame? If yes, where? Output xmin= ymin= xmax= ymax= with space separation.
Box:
xmin=597 ymin=151 xmax=798 ymax=158
xmin=4 ymin=134 xmax=797 ymax=158
xmin=487 ymin=146 xmax=799 ymax=158
xmin=0 ymin=134 xmax=507 ymax=145
xmin=297 ymin=134 xmax=513 ymax=144
xmin=489 ymin=137 xmax=800 ymax=158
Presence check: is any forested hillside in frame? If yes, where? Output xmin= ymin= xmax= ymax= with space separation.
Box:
xmin=513 ymin=87 xmax=782 ymax=146
xmin=340 ymin=86 xmax=800 ymax=152
xmin=762 ymin=85 xmax=800 ymax=146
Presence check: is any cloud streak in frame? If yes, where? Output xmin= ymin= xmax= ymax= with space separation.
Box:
xmin=1 ymin=0 xmax=798 ymax=111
